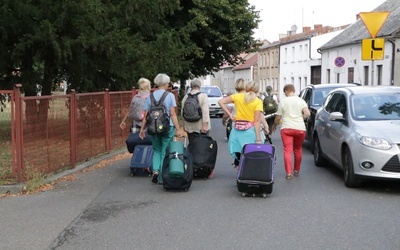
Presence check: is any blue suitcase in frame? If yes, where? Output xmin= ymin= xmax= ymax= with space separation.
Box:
xmin=130 ymin=145 xmax=153 ymax=176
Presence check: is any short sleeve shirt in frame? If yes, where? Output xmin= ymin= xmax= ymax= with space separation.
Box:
xmin=276 ymin=95 xmax=307 ymax=131
xmin=231 ymin=93 xmax=263 ymax=121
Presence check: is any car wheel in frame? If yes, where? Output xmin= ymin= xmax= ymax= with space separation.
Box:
xmin=313 ymin=134 xmax=328 ymax=167
xmin=342 ymin=146 xmax=360 ymax=188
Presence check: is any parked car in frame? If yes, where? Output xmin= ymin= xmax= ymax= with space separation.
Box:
xmin=186 ymin=85 xmax=224 ymax=117
xmin=313 ymin=86 xmax=400 ymax=187
xmin=299 ymin=83 xmax=359 ymax=150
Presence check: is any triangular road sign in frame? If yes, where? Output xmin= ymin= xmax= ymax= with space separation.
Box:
xmin=359 ymin=12 xmax=390 ymax=39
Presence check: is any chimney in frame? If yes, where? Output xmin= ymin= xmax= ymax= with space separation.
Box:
xmin=303 ymin=27 xmax=311 ymax=33
xmin=314 ymin=24 xmax=323 ymax=30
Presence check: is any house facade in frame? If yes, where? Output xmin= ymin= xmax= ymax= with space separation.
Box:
xmin=258 ymin=41 xmax=279 ymax=96
xmin=212 ymin=0 xmax=400 ymax=100
xmin=319 ymin=0 xmax=400 ymax=87
xmin=276 ymin=25 xmax=348 ymax=100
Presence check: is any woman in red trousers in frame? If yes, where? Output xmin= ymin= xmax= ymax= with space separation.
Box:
xmin=272 ymin=84 xmax=310 ymax=180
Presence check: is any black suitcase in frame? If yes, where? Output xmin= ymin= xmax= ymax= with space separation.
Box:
xmin=162 ymin=144 xmax=193 ymax=192
xmin=125 ymin=131 xmax=152 ymax=153
xmin=237 ymin=143 xmax=275 ymax=197
xmin=187 ymin=134 xmax=218 ymax=179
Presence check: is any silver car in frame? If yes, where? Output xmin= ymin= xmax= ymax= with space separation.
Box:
xmin=186 ymin=85 xmax=224 ymax=117
xmin=313 ymin=86 xmax=400 ymax=187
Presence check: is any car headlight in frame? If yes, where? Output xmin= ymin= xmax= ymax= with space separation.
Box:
xmin=359 ymin=136 xmax=392 ymax=150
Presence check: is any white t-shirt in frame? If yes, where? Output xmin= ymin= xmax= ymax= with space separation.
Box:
xmin=276 ymin=95 xmax=307 ymax=131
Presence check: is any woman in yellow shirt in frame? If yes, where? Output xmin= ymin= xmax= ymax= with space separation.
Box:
xmin=218 ymin=80 xmax=264 ymax=168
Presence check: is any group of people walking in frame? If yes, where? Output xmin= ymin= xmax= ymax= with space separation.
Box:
xmin=121 ymin=73 xmax=310 ymax=183
xmin=219 ymin=79 xmax=310 ymax=180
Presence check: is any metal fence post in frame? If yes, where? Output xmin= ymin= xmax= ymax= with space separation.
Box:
xmin=104 ymin=89 xmax=111 ymax=152
xmin=70 ymin=90 xmax=77 ymax=167
xmin=13 ymin=84 xmax=24 ymax=182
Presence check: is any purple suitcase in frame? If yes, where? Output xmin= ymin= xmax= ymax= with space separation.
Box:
xmin=237 ymin=143 xmax=275 ymax=197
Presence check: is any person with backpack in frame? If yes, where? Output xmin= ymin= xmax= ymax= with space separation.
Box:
xmin=263 ymin=86 xmax=279 ymax=135
xmin=181 ymin=78 xmax=210 ymax=144
xmin=139 ymin=73 xmax=183 ymax=184
xmin=120 ymin=78 xmax=152 ymax=153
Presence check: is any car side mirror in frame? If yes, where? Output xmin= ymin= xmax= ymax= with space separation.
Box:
xmin=329 ymin=112 xmax=345 ymax=121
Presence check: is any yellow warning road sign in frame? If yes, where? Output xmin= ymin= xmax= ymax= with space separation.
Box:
xmin=359 ymin=12 xmax=390 ymax=38
xmin=362 ymin=38 xmax=385 ymax=60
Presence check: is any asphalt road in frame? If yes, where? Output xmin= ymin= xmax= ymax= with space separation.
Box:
xmin=1 ymin=118 xmax=400 ymax=250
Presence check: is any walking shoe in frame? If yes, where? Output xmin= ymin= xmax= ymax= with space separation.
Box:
xmin=151 ymin=171 xmax=159 ymax=184
xmin=209 ymin=171 xmax=214 ymax=179
xmin=294 ymin=170 xmax=299 ymax=176
xmin=232 ymin=163 xmax=239 ymax=172
xmin=286 ymin=174 xmax=293 ymax=180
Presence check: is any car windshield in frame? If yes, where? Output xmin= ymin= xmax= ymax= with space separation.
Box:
xmin=200 ymin=87 xmax=222 ymax=97
xmin=351 ymin=93 xmax=400 ymax=120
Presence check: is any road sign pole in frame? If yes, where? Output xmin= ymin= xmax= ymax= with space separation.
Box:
xmin=371 ymin=60 xmax=374 ymax=85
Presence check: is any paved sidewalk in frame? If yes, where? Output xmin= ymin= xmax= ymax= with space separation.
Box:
xmin=0 ymin=149 xmax=126 ymax=195
xmin=0 ymin=148 xmax=129 ymax=250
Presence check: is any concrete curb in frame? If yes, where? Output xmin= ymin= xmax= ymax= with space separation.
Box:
xmin=0 ymin=148 xmax=126 ymax=195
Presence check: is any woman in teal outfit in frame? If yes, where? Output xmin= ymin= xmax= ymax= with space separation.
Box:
xmin=139 ymin=73 xmax=183 ymax=184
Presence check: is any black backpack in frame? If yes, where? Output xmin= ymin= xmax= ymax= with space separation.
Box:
xmin=182 ymin=92 xmax=202 ymax=122
xmin=146 ymin=91 xmax=170 ymax=135
xmin=263 ymin=94 xmax=278 ymax=115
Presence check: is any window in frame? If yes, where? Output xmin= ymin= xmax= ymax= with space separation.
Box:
xmin=302 ymin=89 xmax=312 ymax=105
xmin=325 ymin=93 xmax=341 ymax=113
xmin=333 ymin=94 xmax=347 ymax=116
xmin=336 ymin=73 xmax=340 ymax=83
xmin=284 ymin=48 xmax=288 ymax=63
xmin=348 ymin=67 xmax=354 ymax=83
xmin=299 ymin=77 xmax=302 ymax=89
xmin=326 ymin=69 xmax=331 ymax=83
xmin=292 ymin=46 xmax=295 ymax=62
xmin=377 ymin=65 xmax=382 ymax=85
xmin=364 ymin=66 xmax=369 ymax=85
xmin=305 ymin=44 xmax=308 ymax=59
xmin=299 ymin=45 xmax=303 ymax=61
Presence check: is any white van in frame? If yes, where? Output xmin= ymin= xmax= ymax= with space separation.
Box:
xmin=186 ymin=85 xmax=224 ymax=117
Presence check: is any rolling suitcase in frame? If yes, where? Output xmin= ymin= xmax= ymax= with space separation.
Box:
xmin=188 ymin=134 xmax=218 ymax=179
xmin=125 ymin=131 xmax=152 ymax=153
xmin=237 ymin=143 xmax=275 ymax=197
xmin=130 ymin=145 xmax=153 ymax=176
xmin=162 ymin=137 xmax=193 ymax=191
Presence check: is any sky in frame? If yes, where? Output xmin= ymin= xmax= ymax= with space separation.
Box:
xmin=248 ymin=0 xmax=387 ymax=42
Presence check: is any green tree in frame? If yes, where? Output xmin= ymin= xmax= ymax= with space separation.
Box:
xmin=168 ymin=0 xmax=260 ymax=92
xmin=0 ymin=0 xmax=259 ymax=95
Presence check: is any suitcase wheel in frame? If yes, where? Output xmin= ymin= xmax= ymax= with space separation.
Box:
xmin=130 ymin=169 xmax=137 ymax=177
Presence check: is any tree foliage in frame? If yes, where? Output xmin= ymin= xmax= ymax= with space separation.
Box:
xmin=0 ymin=0 xmax=259 ymax=96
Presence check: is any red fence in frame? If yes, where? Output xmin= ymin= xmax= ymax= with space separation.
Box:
xmin=0 ymin=85 xmax=178 ymax=183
